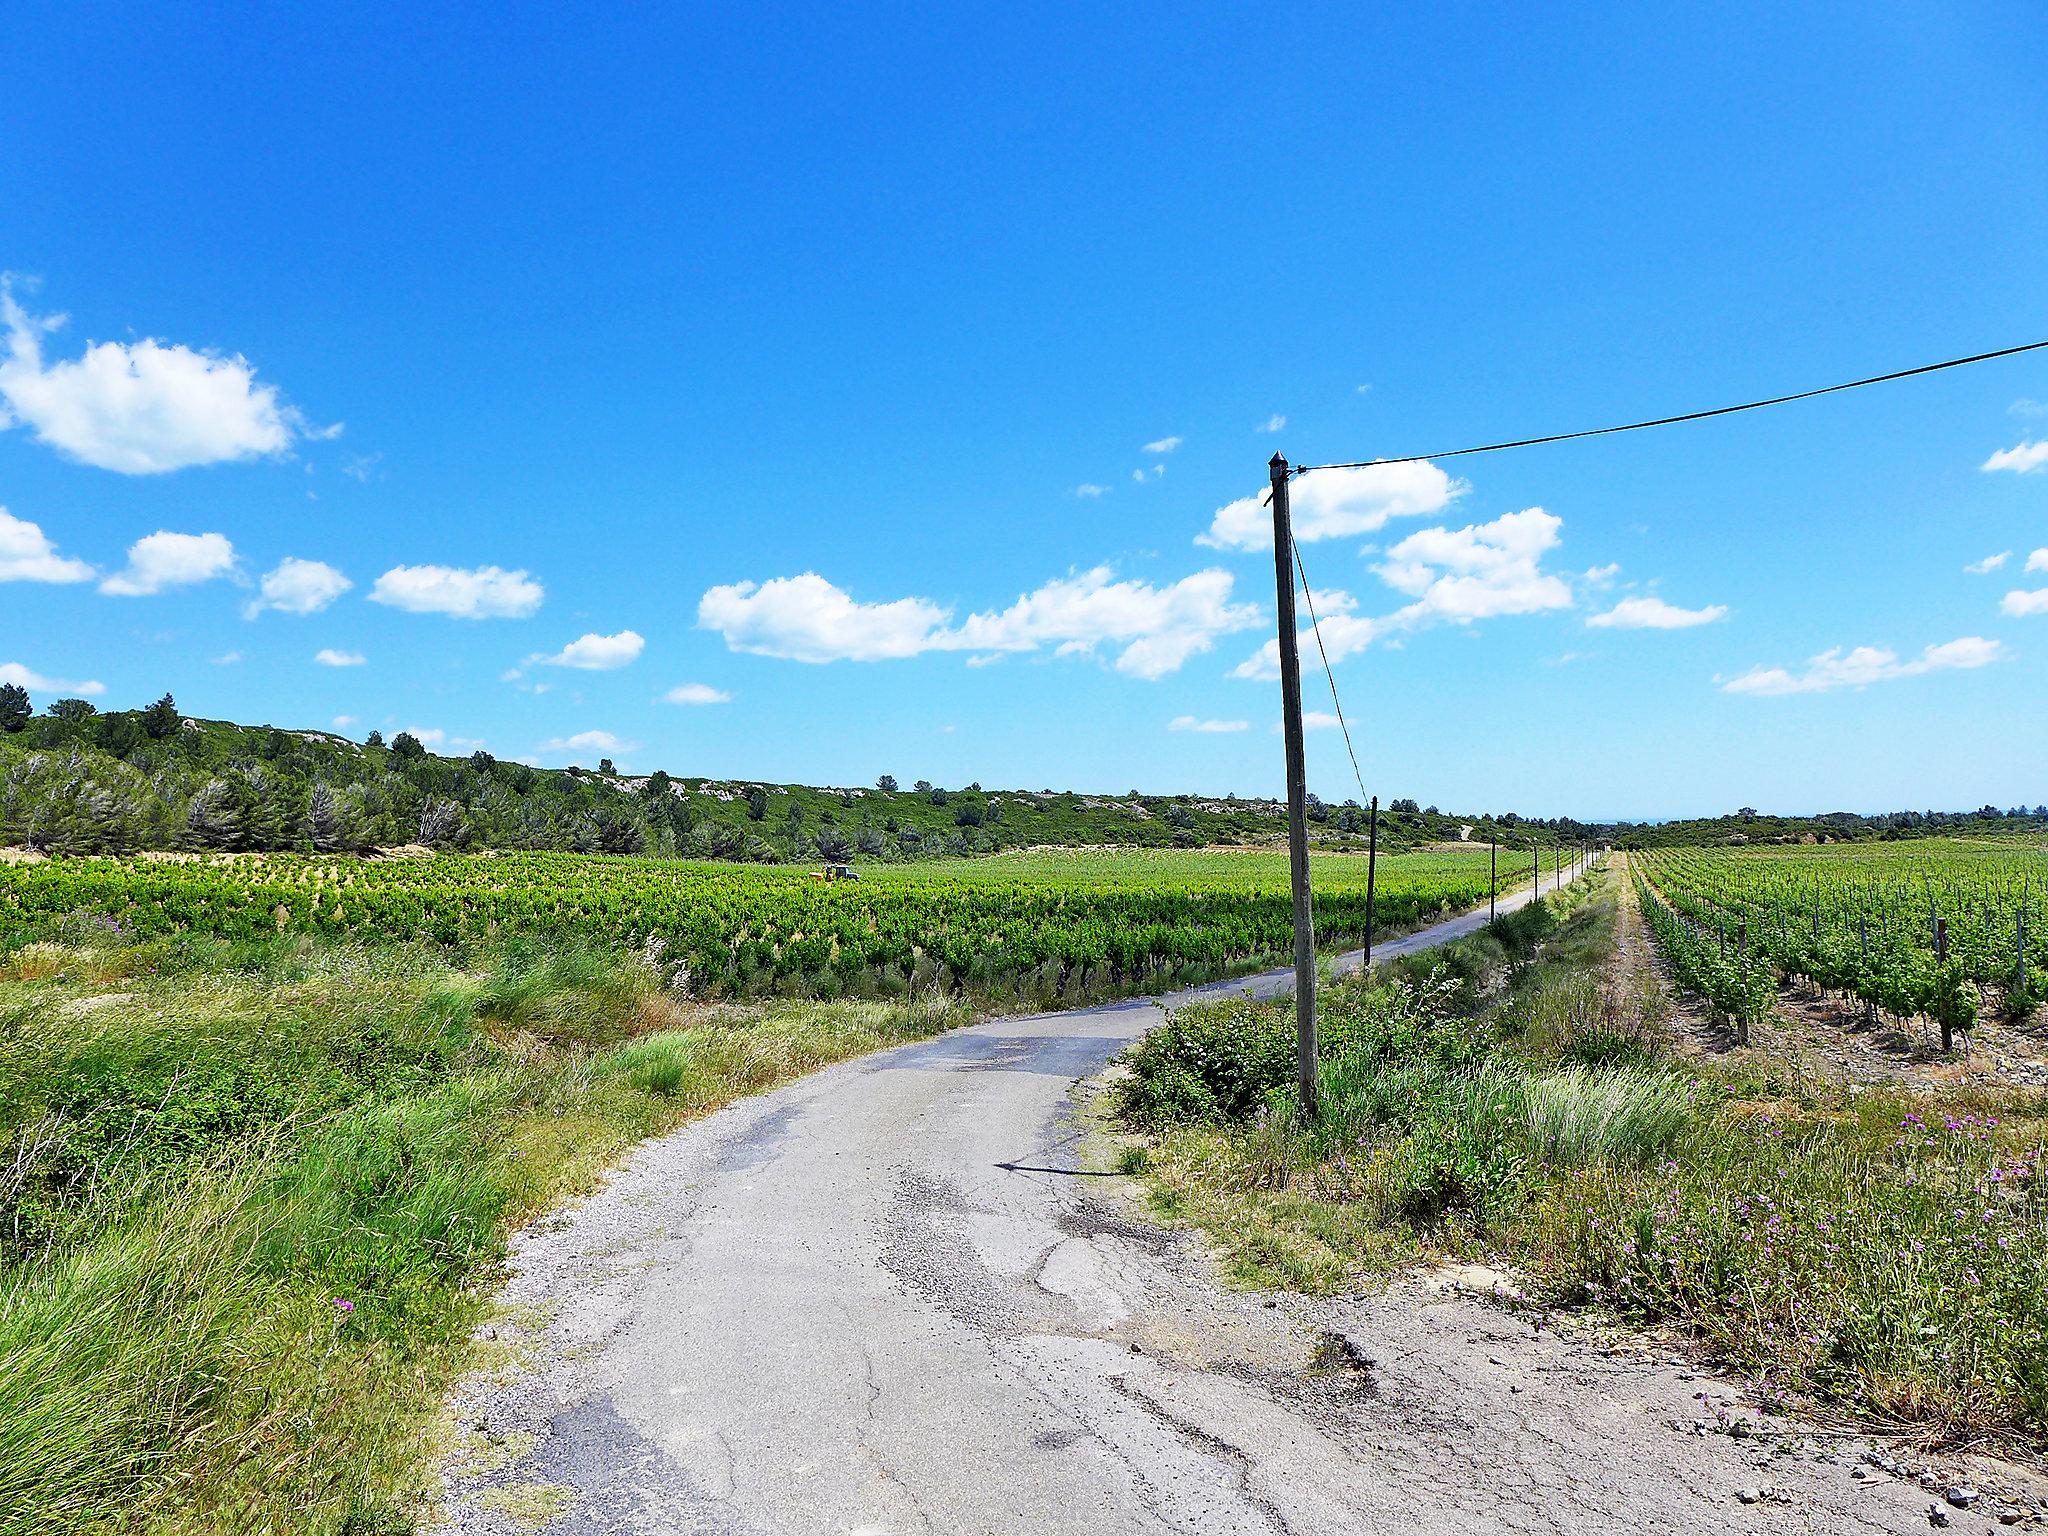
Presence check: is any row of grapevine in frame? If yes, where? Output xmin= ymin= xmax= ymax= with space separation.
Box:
xmin=1634 ymin=840 xmax=2048 ymax=1042
xmin=0 ymin=847 xmax=1515 ymax=1004
xmin=1633 ymin=871 xmax=1776 ymax=1038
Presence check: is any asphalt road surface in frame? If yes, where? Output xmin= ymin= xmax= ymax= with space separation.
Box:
xmin=433 ymin=858 xmax=2011 ymax=1534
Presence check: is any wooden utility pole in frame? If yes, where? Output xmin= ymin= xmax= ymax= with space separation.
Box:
xmin=1489 ymin=838 xmax=1497 ymax=922
xmin=1363 ymin=794 xmax=1379 ymax=966
xmin=1268 ymin=454 xmax=1317 ymax=1115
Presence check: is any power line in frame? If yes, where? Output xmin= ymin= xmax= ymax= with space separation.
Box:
xmin=1293 ymin=338 xmax=2048 ymax=477
xmin=1291 ymin=540 xmax=1370 ymax=807
xmin=1269 ymin=334 xmax=2047 ymax=808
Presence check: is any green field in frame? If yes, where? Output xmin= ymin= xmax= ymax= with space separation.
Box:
xmin=0 ymin=845 xmax=1523 ymax=1008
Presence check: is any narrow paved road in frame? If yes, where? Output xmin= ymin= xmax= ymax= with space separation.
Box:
xmin=433 ymin=858 xmax=1989 ymax=1534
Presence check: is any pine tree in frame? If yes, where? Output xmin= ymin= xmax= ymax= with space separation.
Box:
xmin=142 ymin=693 xmax=180 ymax=740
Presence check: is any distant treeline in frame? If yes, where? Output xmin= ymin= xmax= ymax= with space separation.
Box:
xmin=0 ymin=691 xmax=1597 ymax=861
xmin=1608 ymin=806 xmax=2047 ymax=849
xmin=3 ymin=686 xmax=2023 ymax=861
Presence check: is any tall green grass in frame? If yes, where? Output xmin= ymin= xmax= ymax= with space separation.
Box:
xmin=0 ymin=934 xmax=967 ymax=1534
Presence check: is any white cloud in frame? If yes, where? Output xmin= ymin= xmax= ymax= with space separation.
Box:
xmin=950 ymin=567 xmax=1260 ymax=679
xmin=699 ymin=573 xmax=953 ymax=663
xmin=1200 ymin=460 xmax=1462 ymax=551
xmin=1720 ymin=636 xmax=2004 ymax=696
xmin=2027 ymin=548 xmax=2048 ymax=574
xmin=1965 ymin=551 xmax=2012 ymax=575
xmin=246 ymin=556 xmax=350 ymax=617
xmin=1170 ymin=715 xmax=1248 ymax=733
xmin=314 ymin=648 xmax=365 ymax=667
xmin=213 ymin=651 xmax=242 ymax=665
xmin=99 ymin=530 xmax=237 ymax=596
xmin=1258 ymin=414 xmax=1287 ymax=433
xmin=369 ymin=564 xmax=543 ymax=619
xmin=2011 ymin=399 xmax=2048 ymax=418
xmin=1581 ymin=562 xmax=1622 ymax=587
xmin=1373 ymin=509 xmax=1570 ymax=617
xmin=1983 ymin=440 xmax=2048 ymax=474
xmin=530 ymin=630 xmax=644 ymax=671
xmin=699 ymin=567 xmax=1260 ymax=680
xmin=1586 ymin=595 xmax=1728 ymax=630
xmin=0 ymin=282 xmax=322 ymax=473
xmin=2003 ymin=589 xmax=2048 ymax=617
xmin=0 ymin=660 xmax=105 ymax=696
xmin=534 ymin=729 xmax=637 ymax=761
xmin=1234 ymin=507 xmax=1571 ymax=679
xmin=332 ymin=714 xmax=357 ymax=728
xmin=1141 ymin=436 xmax=1183 ymax=455
xmin=1355 ymin=384 xmax=1373 ymax=396
xmin=1074 ymin=483 xmax=1109 ymax=498
xmin=0 ymin=507 xmax=94 ymax=583
xmin=1302 ymin=711 xmax=1342 ymax=730
xmin=663 ymin=682 xmax=732 ymax=705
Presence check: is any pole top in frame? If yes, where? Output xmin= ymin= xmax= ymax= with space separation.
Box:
xmin=1268 ymin=452 xmax=1287 ymax=471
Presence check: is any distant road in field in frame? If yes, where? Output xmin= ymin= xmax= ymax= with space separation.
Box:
xmin=433 ymin=855 xmax=1946 ymax=1534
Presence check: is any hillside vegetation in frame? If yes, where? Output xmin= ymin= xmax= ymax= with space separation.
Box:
xmin=2 ymin=691 xmax=2032 ymax=862
xmin=0 ymin=693 xmax=1588 ymax=860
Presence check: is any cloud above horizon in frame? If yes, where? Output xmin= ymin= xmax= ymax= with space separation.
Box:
xmin=530 ymin=630 xmax=645 ymax=671
xmin=1199 ymin=461 xmax=1462 ymax=551
xmin=99 ymin=530 xmax=237 ymax=596
xmin=0 ymin=281 xmax=330 ymax=473
xmin=369 ymin=564 xmax=543 ymax=619
xmin=0 ymin=660 xmax=105 ymax=697
xmin=1983 ymin=440 xmax=2048 ymax=474
xmin=1719 ymin=636 xmax=2002 ymax=696
xmin=247 ymin=556 xmax=350 ymax=617
xmin=1586 ymin=594 xmax=1728 ymax=630
xmin=699 ymin=566 xmax=1260 ymax=679
xmin=663 ymin=682 xmax=732 ymax=705
xmin=1233 ymin=507 xmax=1571 ymax=679
xmin=534 ymin=728 xmax=638 ymax=762
xmin=0 ymin=507 xmax=94 ymax=584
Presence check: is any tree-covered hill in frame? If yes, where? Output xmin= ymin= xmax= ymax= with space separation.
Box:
xmin=4 ymin=687 xmax=2030 ymax=861
xmin=0 ymin=689 xmax=1591 ymax=860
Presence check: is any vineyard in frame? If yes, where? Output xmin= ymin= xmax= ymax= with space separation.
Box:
xmin=0 ymin=846 xmax=1514 ymax=1006
xmin=1633 ymin=839 xmax=2048 ymax=1044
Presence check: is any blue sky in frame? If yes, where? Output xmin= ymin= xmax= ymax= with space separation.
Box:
xmin=1 ymin=2 xmax=2044 ymax=820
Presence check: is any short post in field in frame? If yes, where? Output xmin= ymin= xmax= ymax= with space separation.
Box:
xmin=1363 ymin=794 xmax=1379 ymax=965
xmin=1489 ymin=838 xmax=1497 ymax=922
xmin=1935 ymin=916 xmax=1952 ymax=1052
xmin=1267 ymin=453 xmax=1318 ymax=1116
xmin=1736 ymin=917 xmax=1750 ymax=1046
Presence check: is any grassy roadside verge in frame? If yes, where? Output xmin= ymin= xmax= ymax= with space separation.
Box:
xmin=0 ymin=932 xmax=967 ymax=1534
xmin=1115 ymin=870 xmax=2048 ymax=1447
